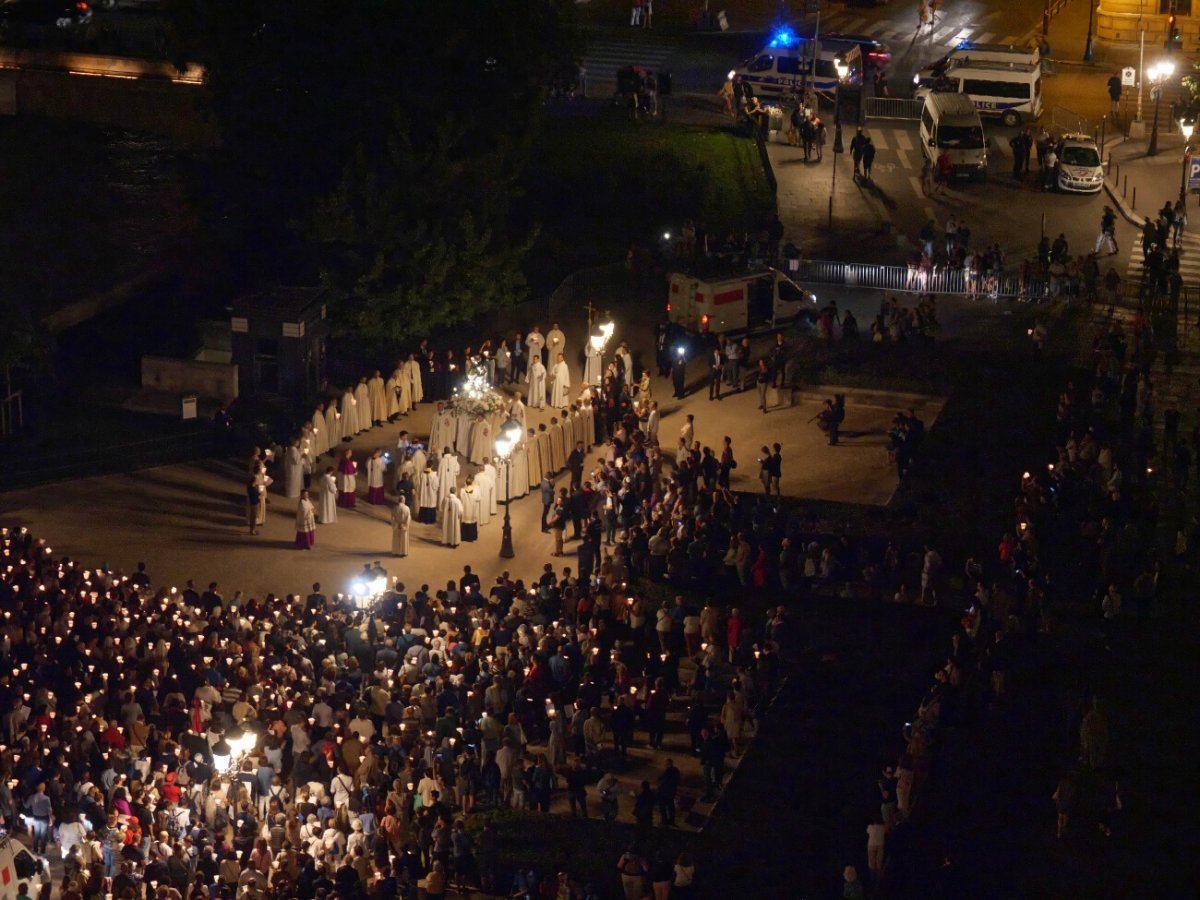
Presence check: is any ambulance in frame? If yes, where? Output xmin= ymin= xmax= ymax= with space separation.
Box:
xmin=667 ymin=267 xmax=816 ymax=337
xmin=0 ymin=836 xmax=48 ymax=900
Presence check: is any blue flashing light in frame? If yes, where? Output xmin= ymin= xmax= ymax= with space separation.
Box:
xmin=956 ymin=39 xmax=976 ymax=50
xmin=768 ymin=27 xmax=799 ymax=49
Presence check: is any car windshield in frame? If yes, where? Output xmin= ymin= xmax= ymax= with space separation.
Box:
xmin=937 ymin=125 xmax=984 ymax=149
xmin=1061 ymin=146 xmax=1100 ymax=167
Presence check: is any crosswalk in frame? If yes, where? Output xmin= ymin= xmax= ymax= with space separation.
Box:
xmin=1123 ymin=227 xmax=1200 ymax=288
xmin=809 ymin=8 xmax=1027 ymax=55
xmin=580 ymin=37 xmax=676 ymax=97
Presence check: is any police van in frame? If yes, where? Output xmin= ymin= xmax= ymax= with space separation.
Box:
xmin=0 ymin=837 xmax=48 ymax=900
xmin=916 ymin=59 xmax=1042 ymax=127
xmin=728 ymin=28 xmax=862 ymax=96
xmin=667 ymin=267 xmax=816 ymax=337
xmin=919 ymin=93 xmax=988 ymax=179
xmin=913 ymin=41 xmax=1040 ymax=88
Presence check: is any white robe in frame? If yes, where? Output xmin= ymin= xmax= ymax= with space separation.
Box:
xmin=584 ymin=343 xmax=603 ymax=386
xmin=467 ymin=418 xmax=491 ymax=466
xmin=645 ymin=409 xmax=658 ymax=446
xmin=527 ymin=360 xmax=547 ymax=408
xmin=411 ymin=449 xmax=427 ymax=475
xmin=367 ymin=457 xmax=387 ymax=490
xmin=337 ymin=460 xmax=357 ymax=495
xmin=549 ymin=422 xmax=566 ymax=472
xmin=479 ymin=463 xmax=498 ymax=515
xmin=510 ymin=445 xmax=529 ymax=496
xmin=391 ymin=502 xmax=411 ymax=556
xmin=440 ymin=494 xmax=463 ymax=546
xmin=562 ymin=415 xmax=575 ymax=455
xmin=473 ymin=475 xmax=492 ymax=526
xmin=385 ymin=374 xmax=402 ymax=419
xmin=510 ymin=399 xmax=527 ymax=432
xmin=340 ymin=391 xmax=359 ymax=439
xmin=405 ymin=359 xmax=424 ymax=404
xmin=310 ymin=410 xmax=328 ymax=456
xmin=537 ymin=430 xmax=553 ymax=476
xmin=368 ymin=376 xmax=387 ymax=424
xmin=324 ymin=403 xmax=341 ymax=450
xmin=525 ymin=433 xmax=544 ymax=485
xmin=431 ymin=410 xmax=455 ymax=456
xmin=546 ymin=328 xmax=566 ymax=364
xmin=416 ymin=469 xmax=439 ymax=510
xmin=460 ymin=488 xmax=480 ymax=525
xmin=318 ymin=473 xmax=338 ymax=523
xmin=619 ymin=349 xmax=634 ymax=386
xmin=284 ymin=445 xmax=305 ymax=498
xmin=550 ymin=361 xmax=571 ymax=407
xmin=496 ymin=458 xmax=514 ymax=502
xmin=454 ymin=414 xmax=472 ymax=456
xmin=354 ymin=383 xmax=371 ymax=431
xmin=295 ymin=497 xmax=316 ymax=534
xmin=436 ymin=454 xmax=460 ymax=505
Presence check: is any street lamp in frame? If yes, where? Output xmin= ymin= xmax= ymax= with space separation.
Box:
xmin=828 ymin=56 xmax=849 ymax=233
xmin=1084 ymin=2 xmax=1096 ymax=62
xmin=1179 ymin=113 xmax=1195 ymax=202
xmin=1147 ymin=60 xmax=1175 ymax=156
xmin=494 ymin=416 xmax=522 ymax=558
xmin=587 ymin=317 xmax=614 ymax=388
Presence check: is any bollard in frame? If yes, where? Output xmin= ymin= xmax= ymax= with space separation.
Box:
xmin=1113 ymin=161 xmax=1119 ymax=185
xmin=1132 ymin=186 xmax=1136 ymax=209
xmin=1123 ymin=174 xmax=1128 ymax=197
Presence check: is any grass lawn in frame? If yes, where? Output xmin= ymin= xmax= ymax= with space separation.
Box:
xmin=525 ymin=118 xmax=776 ymax=276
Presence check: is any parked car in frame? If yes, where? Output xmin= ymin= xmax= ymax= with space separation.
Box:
xmin=1055 ymin=133 xmax=1103 ymax=193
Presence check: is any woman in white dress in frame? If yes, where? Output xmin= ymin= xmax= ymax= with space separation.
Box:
xmin=317 ymin=467 xmax=338 ymax=524
xmin=295 ymin=490 xmax=316 ymax=549
xmin=550 ymin=354 xmax=571 ymax=407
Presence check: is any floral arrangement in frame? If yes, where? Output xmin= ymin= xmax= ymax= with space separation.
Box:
xmin=446 ymin=362 xmax=507 ymax=420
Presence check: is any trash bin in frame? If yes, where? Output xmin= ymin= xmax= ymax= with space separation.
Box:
xmin=181 ymin=395 xmax=198 ymax=421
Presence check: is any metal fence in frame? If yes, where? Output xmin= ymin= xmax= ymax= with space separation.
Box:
xmin=796 ymin=258 xmax=1051 ymax=300
xmin=864 ymin=96 xmax=924 ymax=121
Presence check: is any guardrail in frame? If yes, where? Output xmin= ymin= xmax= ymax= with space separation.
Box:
xmin=796 ymin=258 xmax=1050 ymax=300
xmin=864 ymin=96 xmax=924 ymax=121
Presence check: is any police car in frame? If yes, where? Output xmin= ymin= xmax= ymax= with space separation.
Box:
xmin=728 ymin=27 xmax=862 ymax=96
xmin=1055 ymin=134 xmax=1103 ymax=193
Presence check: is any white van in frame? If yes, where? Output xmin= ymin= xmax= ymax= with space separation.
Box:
xmin=0 ymin=837 xmax=48 ymax=900
xmin=916 ymin=59 xmax=1042 ymax=127
xmin=914 ymin=41 xmax=1040 ymax=88
xmin=919 ymin=93 xmax=988 ymax=178
xmin=728 ymin=30 xmax=862 ymax=96
xmin=668 ymin=268 xmax=816 ymax=336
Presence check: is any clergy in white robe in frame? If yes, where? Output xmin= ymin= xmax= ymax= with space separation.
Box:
xmin=415 ymin=468 xmax=439 ymax=523
xmin=337 ymin=450 xmax=358 ymax=507
xmin=536 ymin=427 xmax=553 ymax=475
xmin=405 ymin=354 xmax=424 ymax=404
xmin=385 ymin=371 xmax=402 ymax=420
xmin=584 ymin=341 xmax=603 ymax=387
xmin=495 ymin=457 xmax=514 ymax=503
xmin=459 ymin=484 xmax=480 ymax=542
xmin=527 ymin=358 xmax=547 ymax=409
xmin=295 ymin=491 xmax=316 ymax=549
xmin=467 ymin=418 xmax=491 ymax=466
xmin=561 ymin=411 xmax=575 ymax=455
xmin=618 ymin=344 xmax=634 ymax=387
xmin=366 ymin=451 xmax=387 ymax=505
xmin=479 ymin=461 xmax=498 ymax=515
xmin=440 ymin=489 xmax=463 ymax=547
xmin=324 ymin=401 xmax=340 ymax=454
xmin=368 ymin=371 xmax=388 ymax=426
xmin=511 ymin=444 xmax=529 ymax=497
xmin=340 ymin=389 xmax=358 ymax=440
xmin=550 ymin=356 xmax=571 ymax=408
xmin=411 ymin=448 xmax=427 ymax=475
xmin=454 ymin=413 xmax=472 ymax=456
xmin=428 ymin=402 xmax=447 ymax=454
xmin=391 ymin=498 xmax=411 ymax=557
xmin=354 ymin=379 xmax=372 ymax=432
xmin=510 ymin=395 xmax=527 ymax=432
xmin=283 ymin=440 xmax=305 ymax=499
xmin=310 ymin=405 xmax=329 ymax=457
xmin=585 ymin=402 xmax=598 ymax=447
xmin=548 ymin=418 xmax=566 ymax=472
xmin=318 ymin=470 xmax=338 ymax=523
xmin=525 ymin=430 xmax=543 ymax=487
xmin=546 ymin=324 xmax=566 ymax=364
xmin=436 ymin=452 xmax=460 ymax=506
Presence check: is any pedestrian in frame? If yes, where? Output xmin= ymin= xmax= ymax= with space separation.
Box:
xmin=850 ymin=127 xmax=866 ymax=176
xmin=815 ymin=116 xmax=827 ymax=161
xmin=718 ymin=436 xmax=736 ymax=488
xmin=671 ymin=347 xmax=688 ymax=398
xmin=643 ymin=0 xmax=653 ymax=28
xmin=1009 ymin=130 xmax=1026 ymax=178
xmin=768 ymin=443 xmax=782 ymax=496
xmin=866 ymin=814 xmax=887 ymax=882
xmin=755 ymin=358 xmax=771 ymax=411
xmin=294 ymin=489 xmax=316 ymax=549
xmin=920 ymin=155 xmax=935 ymax=196
xmin=718 ymin=78 xmax=735 ymax=119
xmin=758 ymin=446 xmax=773 ymax=494
xmin=617 ymin=843 xmax=648 ymax=900
xmin=918 ymin=0 xmax=929 ymax=31
xmin=1052 ymin=772 xmax=1077 ymax=838
xmin=862 ymin=136 xmax=876 ymax=180
xmin=1173 ymin=197 xmax=1187 ymax=245
xmin=708 ymin=345 xmax=723 ymax=400
xmin=1107 ymin=71 xmax=1123 ymax=118
xmin=630 ymin=0 xmax=642 ymax=27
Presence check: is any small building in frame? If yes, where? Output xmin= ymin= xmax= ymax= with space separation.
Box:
xmin=230 ymin=287 xmax=329 ymax=398
xmin=1097 ymin=0 xmax=1192 ymax=48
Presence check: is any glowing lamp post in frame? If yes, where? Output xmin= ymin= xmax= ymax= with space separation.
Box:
xmin=828 ymin=55 xmax=850 ymax=233
xmin=588 ymin=318 xmax=615 ymax=388
xmin=1179 ymin=114 xmax=1196 ymax=202
xmin=494 ymin=416 xmax=523 ymax=558
xmin=1147 ymin=60 xmax=1175 ymax=156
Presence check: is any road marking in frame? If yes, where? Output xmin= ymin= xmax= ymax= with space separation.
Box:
xmin=910 ymin=175 xmax=925 ymax=198
xmin=872 ymin=130 xmax=889 ymax=151
xmin=950 ymin=28 xmax=973 ymax=45
xmin=998 ymin=34 xmax=1022 ymax=44
xmin=931 ymin=24 xmax=960 ymax=43
xmin=841 ymin=16 xmax=868 ymax=32
xmin=973 ymin=31 xmax=996 ymax=44
xmin=895 ymin=129 xmax=914 ymax=152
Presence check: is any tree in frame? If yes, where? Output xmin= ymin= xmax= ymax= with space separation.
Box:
xmin=170 ymin=0 xmax=573 ymax=343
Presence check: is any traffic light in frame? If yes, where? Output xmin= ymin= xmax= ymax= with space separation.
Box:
xmin=1167 ymin=14 xmax=1182 ymax=50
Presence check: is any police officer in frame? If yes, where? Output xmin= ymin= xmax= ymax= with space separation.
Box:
xmin=671 ymin=346 xmax=688 ymax=399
